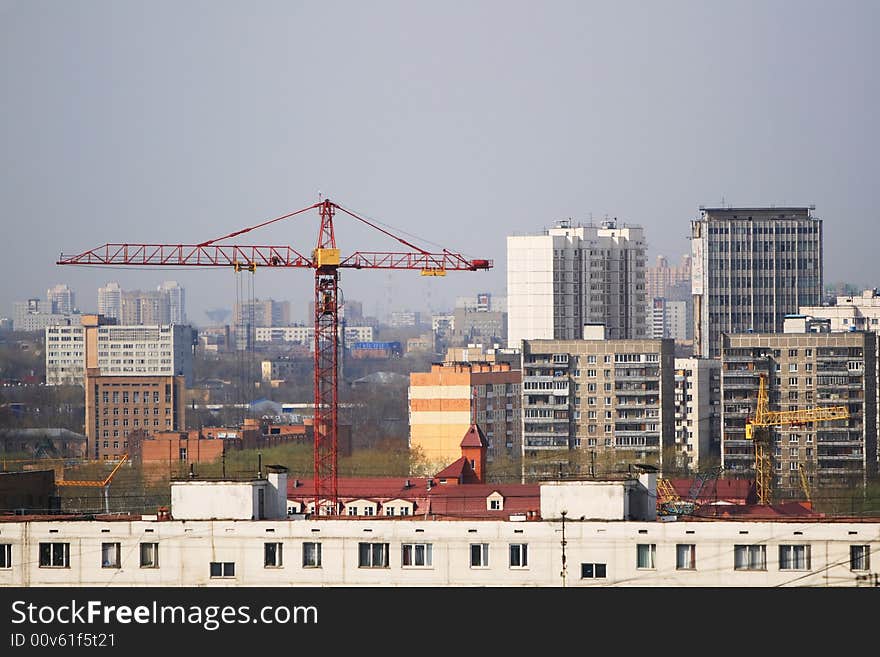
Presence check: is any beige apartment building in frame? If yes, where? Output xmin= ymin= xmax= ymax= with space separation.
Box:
xmin=721 ymin=326 xmax=877 ymax=496
xmin=521 ymin=331 xmax=674 ymax=479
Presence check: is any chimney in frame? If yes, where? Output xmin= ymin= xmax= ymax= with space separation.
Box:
xmin=404 ymin=479 xmax=412 ymax=489
xmin=426 ymin=479 xmax=433 ymax=491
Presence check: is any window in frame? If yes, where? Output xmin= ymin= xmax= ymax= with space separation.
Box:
xmin=0 ymin=544 xmax=10 ymax=569
xmin=850 ymin=545 xmax=870 ymax=571
xmin=788 ymin=363 xmax=798 ymax=373
xmin=401 ymin=543 xmax=433 ymax=568
xmin=264 ymin=542 xmax=283 ymax=568
xmin=489 ymin=499 xmax=501 ymax=510
xmin=509 ymin=543 xmax=528 ymax=568
xmin=676 ymin=544 xmax=696 ymax=570
xmin=139 ymin=542 xmax=158 ymax=568
xmin=210 ymin=562 xmax=235 ymax=578
xmin=636 ymin=544 xmax=656 ymax=569
xmin=734 ymin=545 xmax=766 ymax=571
xmin=39 ymin=543 xmax=69 ymax=568
xmin=470 ymin=543 xmax=490 ymax=568
xmin=581 ymin=562 xmax=607 ymax=579
xmin=358 ymin=542 xmax=389 ymax=568
xmin=101 ymin=542 xmax=121 ymax=568
xmin=779 ymin=545 xmax=810 ymax=570
xmin=302 ymin=542 xmax=322 ymax=568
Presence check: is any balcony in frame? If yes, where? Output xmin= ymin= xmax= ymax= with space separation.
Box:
xmin=524 ymin=439 xmax=570 ymax=449
xmin=723 ymin=354 xmax=758 ymax=362
xmin=722 ymin=381 xmax=758 ymax=390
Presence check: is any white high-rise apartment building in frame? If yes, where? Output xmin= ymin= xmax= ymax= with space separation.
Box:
xmin=46 ymin=284 xmax=75 ymax=314
xmin=158 ymin=281 xmax=186 ymax=324
xmin=97 ymin=282 xmax=122 ymax=320
xmin=507 ymin=218 xmax=647 ymax=348
xmin=46 ymin=316 xmax=195 ymax=386
xmin=691 ymin=206 xmax=823 ymax=358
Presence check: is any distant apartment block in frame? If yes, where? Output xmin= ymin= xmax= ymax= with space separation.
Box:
xmin=85 ymin=372 xmax=186 ymax=460
xmin=451 ymin=307 xmax=507 ymax=345
xmin=261 ymin=357 xmax=310 ymax=382
xmin=456 ymin=292 xmax=506 ymax=313
xmin=507 ymin=218 xmax=647 ymax=348
xmin=46 ymin=284 xmax=75 ymax=314
xmin=46 ymin=315 xmax=195 ymax=386
xmin=521 ymin=333 xmax=674 ymax=479
xmin=13 ymin=299 xmax=79 ymax=332
xmin=673 ymin=357 xmax=721 ymax=472
xmin=646 ymin=254 xmax=691 ymax=300
xmin=254 ymin=325 xmax=374 ymax=347
xmin=647 ymin=297 xmax=692 ymax=341
xmin=409 ymin=362 xmax=522 ymax=467
xmin=691 ymin=206 xmax=823 ymax=358
xmin=158 ymin=281 xmax=186 ymax=324
xmin=406 ymin=334 xmax=434 ymax=354
xmin=233 ymin=299 xmax=290 ymax=329
xmin=97 ymin=282 xmax=122 ymax=320
xmin=720 ymin=327 xmax=876 ymax=495
xmin=97 ymin=281 xmax=186 ymax=325
xmin=389 ymin=311 xmax=421 ymax=328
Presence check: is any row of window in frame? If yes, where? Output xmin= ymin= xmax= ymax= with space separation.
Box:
xmin=4 ymin=542 xmax=870 ymax=575
xmin=637 ymin=543 xmax=871 ymax=572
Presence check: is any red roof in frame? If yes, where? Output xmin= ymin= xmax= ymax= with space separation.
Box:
xmin=668 ymin=477 xmax=756 ymax=505
xmin=287 ymin=477 xmax=542 ymax=519
xmin=434 ymin=456 xmax=480 ymax=483
xmin=460 ymin=424 xmax=488 ymax=448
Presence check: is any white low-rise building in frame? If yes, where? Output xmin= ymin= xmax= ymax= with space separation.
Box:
xmin=0 ymin=473 xmax=877 ymax=587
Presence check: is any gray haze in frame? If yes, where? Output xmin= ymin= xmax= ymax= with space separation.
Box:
xmin=2 ymin=1 xmax=878 ymax=325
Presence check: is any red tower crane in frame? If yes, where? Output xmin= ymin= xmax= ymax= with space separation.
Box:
xmin=58 ymin=198 xmax=492 ymax=515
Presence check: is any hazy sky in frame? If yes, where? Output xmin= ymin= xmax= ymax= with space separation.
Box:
xmin=2 ymin=1 xmax=878 ymax=326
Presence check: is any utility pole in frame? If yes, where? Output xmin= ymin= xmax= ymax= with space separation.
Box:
xmin=560 ymin=510 xmax=568 ymax=587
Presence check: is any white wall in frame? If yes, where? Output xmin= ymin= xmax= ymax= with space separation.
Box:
xmin=0 ymin=517 xmax=876 ymax=587
xmin=540 ymin=481 xmax=630 ymax=520
xmin=171 ymin=481 xmax=260 ymax=520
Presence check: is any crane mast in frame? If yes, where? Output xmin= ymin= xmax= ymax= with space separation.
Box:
xmin=58 ymin=198 xmax=492 ymax=515
xmin=744 ymin=373 xmax=848 ymax=505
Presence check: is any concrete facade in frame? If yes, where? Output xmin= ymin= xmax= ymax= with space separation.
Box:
xmin=721 ymin=331 xmax=877 ymax=495
xmin=254 ymin=325 xmax=374 ymax=347
xmin=507 ymin=219 xmax=647 ymax=348
xmin=0 ymin=515 xmax=876 ymax=587
xmin=46 ymin=317 xmax=195 ymax=386
xmin=673 ymin=358 xmax=721 ymax=472
xmin=13 ymin=299 xmax=79 ymax=332
xmin=691 ymin=207 xmax=823 ymax=358
xmin=521 ymin=337 xmax=675 ymax=479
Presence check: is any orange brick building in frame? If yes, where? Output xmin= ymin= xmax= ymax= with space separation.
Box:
xmin=84 ymin=370 xmax=186 ymax=460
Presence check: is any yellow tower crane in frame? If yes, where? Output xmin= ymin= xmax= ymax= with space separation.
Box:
xmin=745 ymin=375 xmax=848 ymax=505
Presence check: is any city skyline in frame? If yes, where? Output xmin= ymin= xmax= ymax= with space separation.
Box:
xmin=1 ymin=2 xmax=878 ymax=326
